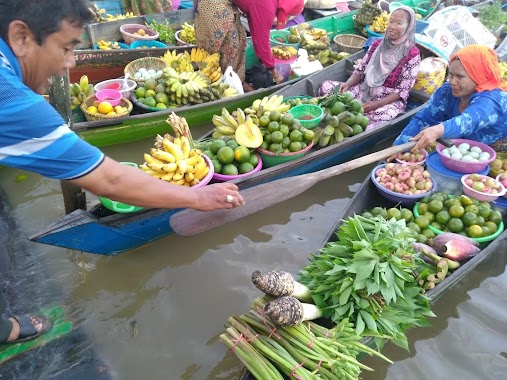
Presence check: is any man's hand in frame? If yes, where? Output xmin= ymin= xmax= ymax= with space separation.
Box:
xmin=193 ymin=182 xmax=245 ymax=211
xmin=410 ymin=124 xmax=445 ymax=151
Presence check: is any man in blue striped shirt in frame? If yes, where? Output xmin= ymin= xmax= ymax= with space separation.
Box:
xmin=0 ymin=0 xmax=244 ymax=344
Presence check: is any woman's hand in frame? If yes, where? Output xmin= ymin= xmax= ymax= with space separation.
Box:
xmin=362 ymin=101 xmax=381 ymax=113
xmin=271 ymin=68 xmax=284 ymax=84
xmin=410 ymin=124 xmax=445 ymax=151
xmin=339 ymin=82 xmax=350 ymax=93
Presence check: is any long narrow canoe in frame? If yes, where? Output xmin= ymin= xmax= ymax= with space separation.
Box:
xmin=240 ymin=171 xmax=507 ymax=380
xmin=70 ymin=11 xmax=359 ymax=147
xmin=30 ymin=57 xmax=428 ymax=256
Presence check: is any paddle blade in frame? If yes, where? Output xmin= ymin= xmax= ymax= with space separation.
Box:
xmin=170 ymin=141 xmax=415 ymax=236
xmin=170 ymin=175 xmax=310 ymax=236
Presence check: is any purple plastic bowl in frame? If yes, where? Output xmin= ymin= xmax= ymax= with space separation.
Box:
xmin=212 ymin=154 xmax=263 ymax=182
xmin=436 ymin=139 xmax=496 ymax=174
xmin=192 ymin=155 xmax=214 ymax=188
xmin=96 ymin=89 xmax=122 ymax=106
xmin=370 ymin=164 xmax=437 ymax=205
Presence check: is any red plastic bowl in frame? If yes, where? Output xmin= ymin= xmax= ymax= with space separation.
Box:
xmin=212 ymin=154 xmax=263 ymax=181
xmin=436 ymin=139 xmax=496 ymax=174
xmin=461 ymin=173 xmax=506 ymax=202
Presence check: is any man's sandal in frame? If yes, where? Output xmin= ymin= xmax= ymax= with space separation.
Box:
xmin=4 ymin=314 xmax=52 ymax=344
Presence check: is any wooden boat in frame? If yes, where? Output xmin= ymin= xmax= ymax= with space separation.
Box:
xmin=30 ymin=56 xmax=428 ymax=256
xmin=72 ymin=9 xmax=196 ymax=83
xmin=239 ymin=173 xmax=507 ymax=380
xmin=69 ymin=11 xmax=359 ymax=147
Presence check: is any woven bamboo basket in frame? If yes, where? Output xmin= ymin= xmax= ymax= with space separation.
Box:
xmin=124 ymin=57 xmax=169 ymax=86
xmin=333 ymin=34 xmax=367 ymax=54
xmin=80 ymin=95 xmax=133 ymax=122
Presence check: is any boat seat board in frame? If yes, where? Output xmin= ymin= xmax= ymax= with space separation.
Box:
xmin=0 ymin=306 xmax=73 ymax=365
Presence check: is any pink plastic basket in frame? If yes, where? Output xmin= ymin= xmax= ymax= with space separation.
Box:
xmin=461 ymin=174 xmax=506 ymax=202
xmin=496 ymin=173 xmax=507 ymax=199
xmin=120 ymin=24 xmax=159 ymax=45
xmin=212 ymin=154 xmax=263 ymax=182
xmin=436 ymin=139 xmax=496 ymax=174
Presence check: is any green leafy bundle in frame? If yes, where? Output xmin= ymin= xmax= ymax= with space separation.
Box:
xmin=298 ymin=215 xmax=435 ymax=350
xmin=147 ymin=20 xmax=176 ymax=45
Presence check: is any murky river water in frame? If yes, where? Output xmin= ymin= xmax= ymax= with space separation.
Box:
xmin=0 ymin=125 xmax=506 ymax=380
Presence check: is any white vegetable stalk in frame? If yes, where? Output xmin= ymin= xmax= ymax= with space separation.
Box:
xmin=251 ymin=269 xmax=313 ymax=302
xmin=264 ymin=296 xmax=322 ymax=327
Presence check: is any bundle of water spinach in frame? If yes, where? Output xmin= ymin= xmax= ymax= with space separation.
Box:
xmin=220 ymin=297 xmax=392 ymax=380
xmin=299 ymin=215 xmax=435 ymax=350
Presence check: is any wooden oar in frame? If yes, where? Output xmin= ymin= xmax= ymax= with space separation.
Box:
xmin=170 ymin=141 xmax=419 ymax=236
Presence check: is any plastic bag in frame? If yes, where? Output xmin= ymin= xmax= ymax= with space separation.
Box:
xmin=413 ymin=57 xmax=447 ymax=95
xmin=223 ymin=66 xmax=244 ymax=95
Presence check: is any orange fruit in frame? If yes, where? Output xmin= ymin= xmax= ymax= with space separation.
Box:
xmin=98 ymin=101 xmax=113 ymax=114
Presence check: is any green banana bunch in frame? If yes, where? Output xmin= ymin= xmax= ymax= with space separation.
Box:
xmin=243 ymin=95 xmax=290 ymax=117
xmin=69 ymin=75 xmax=93 ymax=110
xmin=211 ymin=108 xmax=246 ymax=136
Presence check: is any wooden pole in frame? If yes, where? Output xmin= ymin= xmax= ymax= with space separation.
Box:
xmin=48 ymin=71 xmax=87 ymax=214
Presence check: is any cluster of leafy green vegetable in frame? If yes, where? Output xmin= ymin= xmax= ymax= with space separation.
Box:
xmin=298 ymin=215 xmax=435 ymax=350
xmin=478 ymin=2 xmax=507 ymax=34
xmin=146 ymin=20 xmax=176 ymax=45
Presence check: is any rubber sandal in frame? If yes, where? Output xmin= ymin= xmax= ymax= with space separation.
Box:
xmin=4 ymin=314 xmax=52 ymax=344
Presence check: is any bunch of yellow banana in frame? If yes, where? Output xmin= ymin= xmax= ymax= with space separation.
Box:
xmin=186 ymin=47 xmax=210 ymax=64
xmin=301 ymin=28 xmax=330 ymax=46
xmin=104 ymin=12 xmax=135 ymax=22
xmin=141 ymin=113 xmax=209 ymax=186
xmin=243 ymin=95 xmax=290 ymax=117
xmin=179 ymin=22 xmax=196 ymax=44
xmin=69 ymin=75 xmax=94 ymax=110
xmin=201 ymin=53 xmax=222 ymax=83
xmin=272 ymin=46 xmax=297 ymax=60
xmin=211 ymin=108 xmax=246 ymax=137
xmin=371 ymin=11 xmax=389 ymax=33
xmin=87 ymin=4 xmax=134 ymax=23
xmin=164 ymin=67 xmax=218 ymax=105
xmin=500 ymin=61 xmax=507 ymax=81
xmin=163 ymin=50 xmax=194 ymax=73
xmin=96 ymin=40 xmax=122 ymax=50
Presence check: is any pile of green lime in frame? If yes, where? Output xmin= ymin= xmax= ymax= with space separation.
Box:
xmin=361 ymin=206 xmax=431 ymax=242
xmin=134 ymin=78 xmax=174 ymax=109
xmin=258 ymin=110 xmax=315 ymax=154
xmin=285 ymin=97 xmax=318 ymax=108
xmin=415 ymin=192 xmax=503 ymax=240
xmin=202 ymin=137 xmax=259 ymax=176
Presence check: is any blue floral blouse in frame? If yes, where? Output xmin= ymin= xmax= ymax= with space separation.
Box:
xmin=394 ymin=82 xmax=507 ymax=146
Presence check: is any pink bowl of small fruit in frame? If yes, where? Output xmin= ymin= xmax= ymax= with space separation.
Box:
xmin=394 ymin=149 xmax=428 ymax=166
xmin=495 ymin=172 xmax=507 ymax=199
xmin=461 ymin=173 xmax=506 ymax=202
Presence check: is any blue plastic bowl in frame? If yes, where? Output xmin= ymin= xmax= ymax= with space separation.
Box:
xmin=93 ymin=42 xmax=129 ymax=50
xmin=370 ymin=163 xmax=437 ymax=205
xmin=365 ymin=25 xmax=384 ymax=39
xmin=130 ymin=40 xmax=167 ymax=49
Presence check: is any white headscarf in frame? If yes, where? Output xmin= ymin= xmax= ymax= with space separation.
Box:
xmin=361 ymin=6 xmax=416 ymax=100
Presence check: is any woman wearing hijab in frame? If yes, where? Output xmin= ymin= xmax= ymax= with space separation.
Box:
xmin=394 ymin=45 xmax=507 ymax=151
xmin=194 ymin=0 xmax=304 ymax=90
xmin=319 ymin=6 xmax=420 ymax=126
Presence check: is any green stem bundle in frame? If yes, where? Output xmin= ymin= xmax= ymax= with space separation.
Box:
xmin=221 ymin=298 xmax=392 ymax=380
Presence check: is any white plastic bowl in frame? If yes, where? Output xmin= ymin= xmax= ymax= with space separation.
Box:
xmin=94 ymin=78 xmax=137 ymax=99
